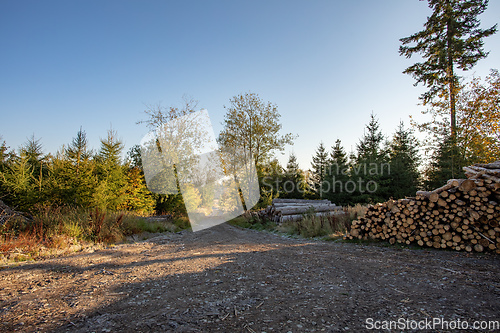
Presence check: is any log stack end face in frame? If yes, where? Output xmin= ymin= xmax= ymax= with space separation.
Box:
xmin=347 ymin=161 xmax=500 ymax=254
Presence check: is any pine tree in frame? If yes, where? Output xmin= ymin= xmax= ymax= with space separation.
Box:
xmin=0 ymin=136 xmax=7 ymax=166
xmin=0 ymin=137 xmax=9 ymax=197
xmin=20 ymin=135 xmax=46 ymax=173
xmin=0 ymin=151 xmax=35 ymax=210
xmin=400 ymin=0 xmax=497 ymax=138
xmin=66 ymin=127 xmax=92 ymax=176
xmin=324 ymin=139 xmax=350 ymax=205
xmin=258 ymin=158 xmax=284 ymax=200
xmin=50 ymin=129 xmax=97 ymax=207
xmin=282 ymin=153 xmax=305 ymax=199
xmin=310 ymin=142 xmax=329 ymax=198
xmin=425 ymin=135 xmax=467 ymax=189
xmin=388 ymin=122 xmax=421 ymax=198
xmin=126 ymin=144 xmax=143 ymax=169
xmin=356 ymin=113 xmax=384 ymax=162
xmin=353 ymin=114 xmax=390 ymax=203
xmin=0 ymin=136 xmax=49 ymax=209
xmin=94 ymin=129 xmax=126 ymax=210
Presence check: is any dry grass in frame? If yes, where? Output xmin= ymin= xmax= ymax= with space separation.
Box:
xmin=273 ymin=205 xmax=368 ymax=239
xmin=0 ymin=205 xmax=190 ymax=264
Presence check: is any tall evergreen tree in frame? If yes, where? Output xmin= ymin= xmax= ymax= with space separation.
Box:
xmin=388 ymin=122 xmax=421 ymax=198
xmin=259 ymin=158 xmax=284 ymax=201
xmin=400 ymin=0 xmax=497 ymax=138
xmin=126 ymin=144 xmax=143 ymax=170
xmin=0 ymin=151 xmax=35 ymax=210
xmin=325 ymin=139 xmax=351 ymax=205
xmin=356 ymin=113 xmax=385 ymax=162
xmin=0 ymin=136 xmax=9 ymax=170
xmin=425 ymin=135 xmax=467 ymax=189
xmin=282 ymin=153 xmax=305 ymax=199
xmin=49 ymin=128 xmax=97 ymax=207
xmin=20 ymin=135 xmax=47 ymax=180
xmin=353 ymin=114 xmax=390 ymax=203
xmin=310 ymin=142 xmax=329 ymax=198
xmin=0 ymin=135 xmax=9 ymax=163
xmin=66 ymin=127 xmax=92 ymax=176
xmin=94 ymin=129 xmax=126 ymax=210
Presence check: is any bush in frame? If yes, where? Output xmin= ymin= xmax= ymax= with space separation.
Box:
xmin=0 ymin=204 xmax=192 ymax=263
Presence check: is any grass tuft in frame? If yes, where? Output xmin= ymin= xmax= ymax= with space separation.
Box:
xmin=1 ymin=205 xmax=191 ymax=263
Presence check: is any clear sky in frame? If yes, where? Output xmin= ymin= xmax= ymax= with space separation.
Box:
xmin=1 ymin=0 xmax=499 ymax=170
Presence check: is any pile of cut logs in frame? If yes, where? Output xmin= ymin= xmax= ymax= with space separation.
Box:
xmin=259 ymin=199 xmax=343 ymax=224
xmin=0 ymin=199 xmax=31 ymax=227
xmin=346 ymin=161 xmax=500 ymax=253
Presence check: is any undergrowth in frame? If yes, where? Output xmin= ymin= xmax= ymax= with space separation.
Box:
xmin=0 ymin=205 xmax=190 ymax=263
xmin=229 ymin=204 xmax=367 ymax=239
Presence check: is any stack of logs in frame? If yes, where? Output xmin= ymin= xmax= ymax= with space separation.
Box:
xmin=346 ymin=161 xmax=500 ymax=253
xmin=0 ymin=199 xmax=31 ymax=227
xmin=259 ymin=199 xmax=343 ymax=224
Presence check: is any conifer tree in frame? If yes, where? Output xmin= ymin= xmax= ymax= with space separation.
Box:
xmin=425 ymin=135 xmax=467 ymax=189
xmin=0 ymin=136 xmax=7 ymax=166
xmin=400 ymin=0 xmax=497 ymax=138
xmin=325 ymin=139 xmax=350 ymax=205
xmin=94 ymin=129 xmax=126 ymax=210
xmin=259 ymin=158 xmax=284 ymax=200
xmin=0 ymin=151 xmax=35 ymax=210
xmin=21 ymin=135 xmax=46 ymax=173
xmin=126 ymin=144 xmax=143 ymax=170
xmin=310 ymin=142 xmax=329 ymax=198
xmin=353 ymin=114 xmax=390 ymax=203
xmin=51 ymin=128 xmax=97 ymax=207
xmin=66 ymin=127 xmax=92 ymax=176
xmin=0 ymin=136 xmax=48 ymax=208
xmin=388 ymin=122 xmax=421 ymax=198
xmin=282 ymin=153 xmax=305 ymax=199
xmin=356 ymin=113 xmax=385 ymax=162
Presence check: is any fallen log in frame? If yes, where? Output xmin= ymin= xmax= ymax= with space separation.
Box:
xmin=275 ymin=204 xmax=341 ymax=216
xmin=272 ymin=199 xmax=331 ymax=205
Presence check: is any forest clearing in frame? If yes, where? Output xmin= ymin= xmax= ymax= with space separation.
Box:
xmin=1 ymin=0 xmax=500 ymax=331
xmin=1 ymin=223 xmax=499 ymax=332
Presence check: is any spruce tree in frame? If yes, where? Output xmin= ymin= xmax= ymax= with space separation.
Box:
xmin=66 ymin=127 xmax=92 ymax=176
xmin=354 ymin=114 xmax=389 ymax=203
xmin=0 ymin=151 xmax=35 ymax=210
xmin=325 ymin=139 xmax=350 ymax=205
xmin=400 ymin=0 xmax=497 ymax=138
xmin=258 ymin=158 xmax=284 ymax=200
xmin=52 ymin=128 xmax=97 ymax=207
xmin=0 ymin=136 xmax=7 ymax=165
xmin=310 ymin=142 xmax=329 ymax=198
xmin=356 ymin=113 xmax=384 ymax=162
xmin=94 ymin=129 xmax=126 ymax=210
xmin=126 ymin=144 xmax=143 ymax=169
xmin=425 ymin=135 xmax=467 ymax=189
xmin=388 ymin=122 xmax=421 ymax=198
xmin=282 ymin=153 xmax=305 ymax=199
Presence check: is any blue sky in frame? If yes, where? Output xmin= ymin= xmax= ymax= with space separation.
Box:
xmin=1 ymin=0 xmax=499 ymax=169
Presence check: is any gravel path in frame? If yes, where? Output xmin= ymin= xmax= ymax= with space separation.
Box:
xmin=1 ymin=223 xmax=499 ymax=332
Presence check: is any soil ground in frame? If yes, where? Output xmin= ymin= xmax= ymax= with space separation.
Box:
xmin=0 ymin=223 xmax=499 ymax=332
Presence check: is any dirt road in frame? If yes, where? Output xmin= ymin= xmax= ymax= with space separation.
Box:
xmin=1 ymin=223 xmax=499 ymax=332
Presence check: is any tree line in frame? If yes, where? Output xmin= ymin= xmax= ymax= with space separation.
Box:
xmin=1 ymin=0 xmax=498 ymax=215
xmin=259 ymin=114 xmax=421 ymax=206
xmin=0 ymin=129 xmax=155 ymax=214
